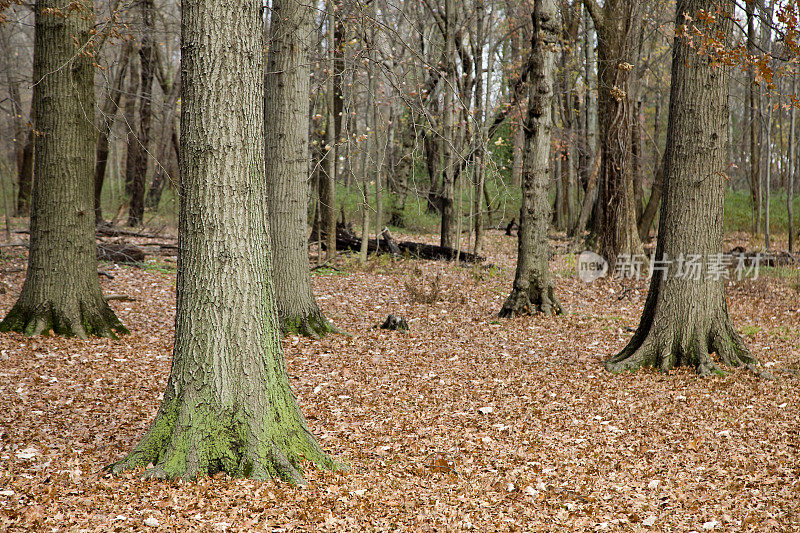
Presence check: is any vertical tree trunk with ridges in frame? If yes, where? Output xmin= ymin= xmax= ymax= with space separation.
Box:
xmin=127 ymin=0 xmax=155 ymax=227
xmin=108 ymin=0 xmax=335 ymax=483
xmin=500 ymin=0 xmax=562 ymax=318
xmin=606 ymin=0 xmax=758 ymax=376
xmin=1 ymin=0 xmax=126 ymax=339
xmin=583 ymin=0 xmax=645 ymax=269
xmin=265 ymin=0 xmax=337 ymax=338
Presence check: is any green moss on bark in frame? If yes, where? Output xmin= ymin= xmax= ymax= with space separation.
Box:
xmin=0 ymin=299 xmax=127 ymax=339
xmin=281 ymin=311 xmax=340 ymax=339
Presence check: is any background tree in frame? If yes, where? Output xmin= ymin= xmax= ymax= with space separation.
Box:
xmin=109 ymin=0 xmax=335 ymax=483
xmin=605 ymin=0 xmax=758 ymax=376
xmin=583 ymin=0 xmax=646 ymax=268
xmin=265 ymin=0 xmax=338 ymax=338
xmin=0 ymin=0 xmax=126 ymax=338
xmin=499 ymin=0 xmax=562 ymax=317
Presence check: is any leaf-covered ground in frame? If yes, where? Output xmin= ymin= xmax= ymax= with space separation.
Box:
xmin=0 ymin=231 xmax=798 ymax=531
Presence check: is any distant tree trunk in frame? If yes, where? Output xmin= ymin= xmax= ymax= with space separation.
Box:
xmin=500 ymin=0 xmax=562 ymax=318
xmin=144 ymin=75 xmax=181 ymax=210
xmin=638 ymin=151 xmax=665 ymax=242
xmin=606 ymin=0 xmax=757 ymax=376
xmin=746 ymin=0 xmax=761 ymax=235
xmin=122 ymin=54 xmax=140 ymax=197
xmin=94 ymin=44 xmax=132 ymax=224
xmin=440 ymin=0 xmax=456 ymax=249
xmin=0 ymin=25 xmax=33 ymax=217
xmin=583 ymin=0 xmax=645 ymax=269
xmin=789 ymin=73 xmax=796 ymax=253
xmin=570 ymin=7 xmax=599 ymax=239
xmin=509 ymin=25 xmax=525 ymax=189
xmin=127 ymin=0 xmax=155 ymax=227
xmin=265 ymin=0 xmax=337 ymax=338
xmin=16 ymin=132 xmax=34 ymax=216
xmin=108 ymin=0 xmax=334 ymax=483
xmin=320 ymin=0 xmax=337 ymax=260
xmin=473 ymin=0 xmax=487 ymax=256
xmin=1 ymin=0 xmax=126 ymax=338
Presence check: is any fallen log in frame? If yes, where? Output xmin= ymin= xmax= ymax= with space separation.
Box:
xmin=98 ymin=243 xmax=146 ymax=263
xmin=96 ymin=224 xmax=174 ymax=240
xmin=329 ymin=226 xmax=485 ymax=263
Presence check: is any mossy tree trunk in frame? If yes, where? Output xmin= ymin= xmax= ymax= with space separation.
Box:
xmin=108 ymin=0 xmax=335 ymax=483
xmin=499 ymin=0 xmax=562 ymax=318
xmin=605 ymin=0 xmax=758 ymax=376
xmin=265 ymin=0 xmax=337 ymax=338
xmin=0 ymin=0 xmax=126 ymax=339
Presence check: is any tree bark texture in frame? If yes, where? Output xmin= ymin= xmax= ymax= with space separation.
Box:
xmin=606 ymin=0 xmax=757 ymax=376
xmin=127 ymin=0 xmax=156 ymax=227
xmin=1 ymin=0 xmax=126 ymax=339
xmin=500 ymin=0 xmax=562 ymax=318
xmin=583 ymin=0 xmax=645 ymax=269
xmin=108 ymin=0 xmax=334 ymax=483
xmin=265 ymin=0 xmax=337 ymax=338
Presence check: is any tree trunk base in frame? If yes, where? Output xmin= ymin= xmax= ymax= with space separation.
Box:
xmin=107 ymin=396 xmax=338 ymax=484
xmin=281 ymin=311 xmax=339 ymax=339
xmin=499 ymin=284 xmax=563 ymax=318
xmin=605 ymin=313 xmax=759 ymax=376
xmin=0 ymin=298 xmax=128 ymax=339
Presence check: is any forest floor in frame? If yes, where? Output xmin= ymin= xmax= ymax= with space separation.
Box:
xmin=0 ymin=229 xmax=798 ymax=532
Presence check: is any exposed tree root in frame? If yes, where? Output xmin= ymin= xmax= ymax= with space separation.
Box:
xmin=281 ymin=311 xmax=341 ymax=339
xmin=605 ymin=312 xmax=759 ymax=376
xmin=0 ymin=299 xmax=128 ymax=339
xmin=107 ymin=395 xmax=339 ymax=484
xmin=499 ymin=283 xmax=562 ymax=318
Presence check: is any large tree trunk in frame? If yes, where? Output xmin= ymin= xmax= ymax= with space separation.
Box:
xmin=1 ymin=0 xmax=126 ymax=339
xmin=605 ymin=0 xmax=757 ymax=376
xmin=583 ymin=0 xmax=645 ymax=269
xmin=108 ymin=0 xmax=334 ymax=484
xmin=94 ymin=43 xmax=132 ymax=224
xmin=127 ymin=0 xmax=156 ymax=227
xmin=265 ymin=0 xmax=337 ymax=338
xmin=499 ymin=0 xmax=562 ymax=318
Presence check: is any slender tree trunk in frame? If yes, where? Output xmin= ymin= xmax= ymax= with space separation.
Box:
xmin=746 ymin=0 xmax=761 ymax=235
xmin=127 ymin=0 xmax=155 ymax=227
xmin=500 ymin=0 xmax=562 ymax=318
xmin=762 ymin=0 xmax=774 ymax=250
xmin=1 ymin=0 xmax=126 ymax=338
xmin=320 ymin=0 xmax=337 ymax=260
xmin=265 ymin=0 xmax=337 ymax=338
xmin=108 ymin=0 xmax=334 ymax=483
xmin=440 ymin=0 xmax=456 ymax=249
xmin=638 ymin=101 xmax=663 ymax=241
xmin=144 ymin=75 xmax=181 ymax=210
xmin=473 ymin=0 xmax=486 ymax=256
xmin=94 ymin=43 xmax=132 ymax=224
xmin=789 ymin=73 xmax=796 ymax=253
xmin=0 ymin=25 xmax=33 ymax=217
xmin=123 ymin=54 xmax=140 ymax=197
xmin=606 ymin=0 xmax=757 ymax=376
